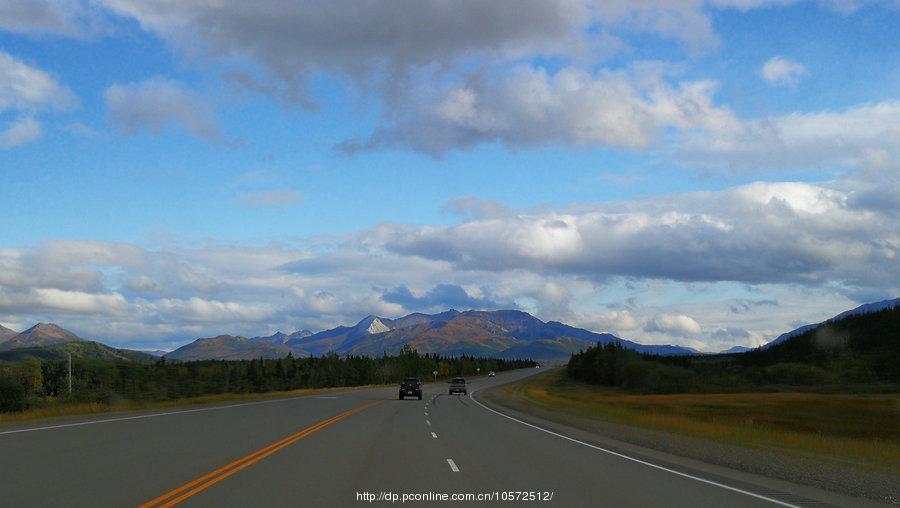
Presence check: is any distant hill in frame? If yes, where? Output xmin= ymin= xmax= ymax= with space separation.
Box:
xmin=252 ymin=329 xmax=312 ymax=346
xmin=0 ymin=324 xmax=18 ymax=343
xmin=0 ymin=340 xmax=157 ymax=364
xmin=499 ymin=337 xmax=598 ymax=359
xmin=719 ymin=345 xmax=752 ymax=354
xmin=764 ymin=297 xmax=900 ymax=349
xmin=0 ymin=323 xmax=157 ymax=364
xmin=165 ymin=335 xmax=295 ymax=361
xmin=0 ymin=323 xmax=84 ymax=351
xmin=140 ymin=350 xmax=170 ymax=357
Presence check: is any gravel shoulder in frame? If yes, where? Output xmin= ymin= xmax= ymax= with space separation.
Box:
xmin=479 ymin=377 xmax=899 ymax=505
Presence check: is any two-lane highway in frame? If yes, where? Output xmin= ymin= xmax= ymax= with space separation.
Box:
xmin=0 ymin=369 xmax=878 ymax=507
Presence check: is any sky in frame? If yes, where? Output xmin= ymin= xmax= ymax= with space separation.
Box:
xmin=1 ymin=0 xmax=899 ymax=352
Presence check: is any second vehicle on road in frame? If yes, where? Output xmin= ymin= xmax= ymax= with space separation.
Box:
xmin=449 ymin=377 xmax=467 ymax=395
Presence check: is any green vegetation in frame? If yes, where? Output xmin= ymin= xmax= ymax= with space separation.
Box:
xmin=0 ymin=340 xmax=157 ymax=364
xmin=568 ymin=307 xmax=900 ymax=393
xmin=499 ymin=370 xmax=900 ymax=474
xmin=0 ymin=344 xmax=535 ymax=414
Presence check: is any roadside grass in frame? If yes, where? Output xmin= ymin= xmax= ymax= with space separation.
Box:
xmin=0 ymin=384 xmax=387 ymax=425
xmin=499 ymin=369 xmax=900 ymax=475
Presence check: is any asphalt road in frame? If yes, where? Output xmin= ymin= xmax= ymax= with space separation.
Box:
xmin=0 ymin=368 xmax=881 ymax=507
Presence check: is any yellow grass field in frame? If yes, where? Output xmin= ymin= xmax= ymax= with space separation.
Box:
xmin=499 ymin=370 xmax=900 ymax=475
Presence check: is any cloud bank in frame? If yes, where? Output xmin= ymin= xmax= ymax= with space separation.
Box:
xmin=0 ymin=167 xmax=896 ymax=349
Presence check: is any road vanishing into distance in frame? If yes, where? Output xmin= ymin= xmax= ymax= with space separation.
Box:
xmin=0 ymin=368 xmax=879 ymax=507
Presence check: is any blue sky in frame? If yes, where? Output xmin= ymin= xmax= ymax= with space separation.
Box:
xmin=1 ymin=1 xmax=898 ymax=351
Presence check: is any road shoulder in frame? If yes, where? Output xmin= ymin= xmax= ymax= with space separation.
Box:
xmin=476 ymin=376 xmax=897 ymax=506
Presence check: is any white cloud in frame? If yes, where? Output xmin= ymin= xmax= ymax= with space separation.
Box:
xmin=1 ymin=116 xmax=41 ymax=149
xmin=36 ymin=240 xmax=147 ymax=269
xmin=588 ymin=0 xmax=720 ymax=52
xmin=0 ymin=287 xmax=131 ymax=315
xmin=0 ymin=50 xmax=76 ymax=112
xmin=579 ymin=309 xmax=641 ymax=333
xmin=760 ymin=56 xmax=808 ymax=86
xmin=0 ymin=50 xmax=76 ymax=148
xmin=645 ymin=313 xmax=703 ymax=336
xmin=236 ymin=190 xmax=304 ymax=208
xmin=105 ymin=78 xmax=219 ymax=141
xmin=676 ymin=100 xmax=900 ymax=170
xmin=155 ymin=297 xmax=273 ymax=323
xmin=386 ymin=174 xmax=900 ymax=292
xmin=340 ymin=65 xmax=740 ymax=156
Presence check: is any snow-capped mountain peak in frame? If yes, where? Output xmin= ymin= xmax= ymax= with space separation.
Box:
xmin=365 ymin=317 xmax=390 ymax=335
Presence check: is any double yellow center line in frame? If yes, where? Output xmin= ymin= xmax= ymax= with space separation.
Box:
xmin=140 ymin=399 xmax=382 ymax=508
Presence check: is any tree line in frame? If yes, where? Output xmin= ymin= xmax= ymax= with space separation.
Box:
xmin=567 ymin=307 xmax=900 ymax=393
xmin=0 ymin=345 xmax=536 ymax=412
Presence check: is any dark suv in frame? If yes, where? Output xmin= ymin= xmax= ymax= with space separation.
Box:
xmin=448 ymin=377 xmax=467 ymax=395
xmin=399 ymin=377 xmax=422 ymax=400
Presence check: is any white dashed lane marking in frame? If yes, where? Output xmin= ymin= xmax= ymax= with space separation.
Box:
xmin=446 ymin=458 xmax=460 ymax=472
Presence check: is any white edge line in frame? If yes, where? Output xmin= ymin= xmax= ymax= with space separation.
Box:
xmin=446 ymin=458 xmax=460 ymax=472
xmin=0 ymin=393 xmax=339 ymax=436
xmin=468 ymin=388 xmax=800 ymax=508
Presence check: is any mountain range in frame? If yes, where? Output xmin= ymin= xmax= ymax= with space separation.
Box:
xmin=164 ymin=309 xmax=697 ymax=361
xmin=3 ymin=298 xmax=896 ymax=364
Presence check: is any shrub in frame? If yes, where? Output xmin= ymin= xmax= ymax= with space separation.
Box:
xmin=0 ymin=374 xmax=29 ymax=412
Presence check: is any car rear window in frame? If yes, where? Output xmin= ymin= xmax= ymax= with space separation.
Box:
xmin=403 ymin=378 xmax=419 ymax=382
xmin=452 ymin=378 xmax=465 ymax=383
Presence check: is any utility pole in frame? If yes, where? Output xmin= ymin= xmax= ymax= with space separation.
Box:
xmin=68 ymin=352 xmax=72 ymax=395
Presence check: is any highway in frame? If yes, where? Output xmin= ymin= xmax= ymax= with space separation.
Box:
xmin=0 ymin=368 xmax=878 ymax=507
